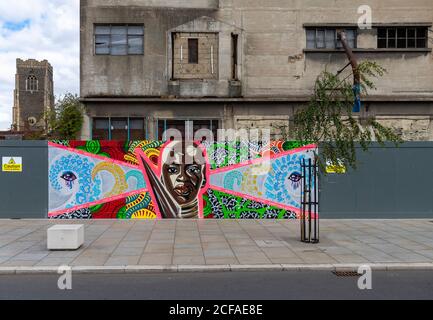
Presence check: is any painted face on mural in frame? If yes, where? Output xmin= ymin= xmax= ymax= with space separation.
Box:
xmin=160 ymin=141 xmax=207 ymax=217
xmin=163 ymin=163 xmax=204 ymax=204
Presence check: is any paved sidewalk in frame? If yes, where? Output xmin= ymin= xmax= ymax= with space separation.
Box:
xmin=0 ymin=219 xmax=433 ymax=272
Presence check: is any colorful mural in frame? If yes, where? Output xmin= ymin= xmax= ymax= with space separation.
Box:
xmin=48 ymin=140 xmax=317 ymax=219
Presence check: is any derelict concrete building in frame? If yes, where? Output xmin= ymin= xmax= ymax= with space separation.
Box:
xmin=79 ymin=0 xmax=433 ymax=141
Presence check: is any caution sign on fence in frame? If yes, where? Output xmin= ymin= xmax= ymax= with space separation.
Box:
xmin=325 ymin=159 xmax=346 ymax=174
xmin=2 ymin=157 xmax=23 ymax=172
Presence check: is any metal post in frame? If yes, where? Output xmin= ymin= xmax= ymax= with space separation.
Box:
xmin=308 ymin=158 xmax=312 ymax=243
xmin=312 ymin=159 xmax=319 ymax=243
xmin=301 ymin=159 xmax=306 ymax=242
xmin=300 ymin=157 xmax=320 ymax=244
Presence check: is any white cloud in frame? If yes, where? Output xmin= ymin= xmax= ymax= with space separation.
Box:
xmin=0 ymin=0 xmax=79 ymax=130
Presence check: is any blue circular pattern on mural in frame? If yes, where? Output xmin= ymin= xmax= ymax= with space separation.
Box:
xmin=49 ymin=154 xmax=102 ymax=208
xmin=265 ymin=154 xmax=313 ymax=208
xmin=223 ymin=170 xmax=243 ymax=190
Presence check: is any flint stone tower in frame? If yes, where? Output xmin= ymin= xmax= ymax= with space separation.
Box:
xmin=12 ymin=58 xmax=54 ymax=131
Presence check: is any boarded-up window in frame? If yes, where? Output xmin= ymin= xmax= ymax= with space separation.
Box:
xmin=173 ymin=33 xmax=218 ymax=80
xmin=188 ymin=39 xmax=199 ymax=64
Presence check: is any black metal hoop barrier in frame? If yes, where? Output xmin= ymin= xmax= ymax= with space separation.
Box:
xmin=300 ymin=158 xmax=319 ymax=243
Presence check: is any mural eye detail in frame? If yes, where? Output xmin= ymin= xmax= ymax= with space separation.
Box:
xmin=288 ymin=172 xmax=302 ymax=190
xmin=61 ymin=171 xmax=77 ymax=189
xmin=186 ymin=165 xmax=200 ymax=175
xmin=167 ymin=165 xmax=179 ymax=174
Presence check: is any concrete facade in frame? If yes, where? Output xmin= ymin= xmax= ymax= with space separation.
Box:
xmin=80 ymin=0 xmax=433 ymax=140
xmin=12 ymin=59 xmax=54 ymax=132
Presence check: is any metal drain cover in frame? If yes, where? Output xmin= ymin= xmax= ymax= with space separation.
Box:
xmin=332 ymin=271 xmax=360 ymax=277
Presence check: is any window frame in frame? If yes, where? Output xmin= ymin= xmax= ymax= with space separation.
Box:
xmin=94 ymin=24 xmax=145 ymax=56
xmin=377 ymin=26 xmax=428 ymax=49
xmin=156 ymin=119 xmax=220 ymax=142
xmin=26 ymin=75 xmax=38 ymax=92
xmin=92 ymin=117 xmax=147 ymax=141
xmin=306 ymin=27 xmax=358 ymax=50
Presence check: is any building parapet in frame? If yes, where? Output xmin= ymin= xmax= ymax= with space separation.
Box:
xmin=16 ymin=58 xmax=53 ymax=72
xmin=80 ymin=95 xmax=433 ymax=103
xmin=83 ymin=0 xmax=219 ymax=9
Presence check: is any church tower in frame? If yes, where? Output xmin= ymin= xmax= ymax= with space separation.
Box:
xmin=12 ymin=59 xmax=54 ymax=131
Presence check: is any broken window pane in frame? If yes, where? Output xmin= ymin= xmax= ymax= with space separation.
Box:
xmin=95 ymin=35 xmax=110 ymax=54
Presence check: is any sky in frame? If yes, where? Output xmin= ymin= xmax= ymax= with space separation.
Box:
xmin=0 ymin=0 xmax=79 ymax=130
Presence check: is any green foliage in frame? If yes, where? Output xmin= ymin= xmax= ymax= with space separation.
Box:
xmin=46 ymin=93 xmax=83 ymax=140
xmin=293 ymin=61 xmax=402 ymax=173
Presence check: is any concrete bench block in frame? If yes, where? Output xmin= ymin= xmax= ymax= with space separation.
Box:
xmin=47 ymin=225 xmax=84 ymax=250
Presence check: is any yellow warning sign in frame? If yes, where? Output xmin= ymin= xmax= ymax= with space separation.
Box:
xmin=2 ymin=157 xmax=23 ymax=172
xmin=326 ymin=160 xmax=346 ymax=174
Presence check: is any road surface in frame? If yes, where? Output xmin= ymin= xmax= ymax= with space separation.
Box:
xmin=0 ymin=271 xmax=432 ymax=300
